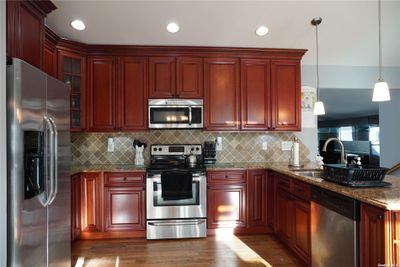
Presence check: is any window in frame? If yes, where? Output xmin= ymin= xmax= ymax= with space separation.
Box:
xmin=369 ymin=126 xmax=380 ymax=145
xmin=338 ymin=126 xmax=353 ymax=141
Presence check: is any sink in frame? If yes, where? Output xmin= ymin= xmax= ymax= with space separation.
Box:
xmin=293 ymin=170 xmax=323 ymax=178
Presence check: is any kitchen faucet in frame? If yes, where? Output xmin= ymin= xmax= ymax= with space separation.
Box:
xmin=322 ymin=138 xmax=348 ymax=165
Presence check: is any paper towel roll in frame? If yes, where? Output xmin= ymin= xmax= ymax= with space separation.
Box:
xmin=293 ymin=142 xmax=299 ymax=166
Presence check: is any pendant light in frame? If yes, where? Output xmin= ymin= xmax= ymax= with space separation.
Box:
xmin=372 ymin=0 xmax=390 ymax=102
xmin=311 ymin=17 xmax=325 ymax=115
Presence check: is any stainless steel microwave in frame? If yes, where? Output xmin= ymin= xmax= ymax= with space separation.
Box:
xmin=148 ymin=99 xmax=203 ymax=129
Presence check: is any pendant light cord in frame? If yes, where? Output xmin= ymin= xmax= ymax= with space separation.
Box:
xmin=315 ymin=23 xmax=320 ymax=100
xmin=378 ymin=0 xmax=382 ymax=80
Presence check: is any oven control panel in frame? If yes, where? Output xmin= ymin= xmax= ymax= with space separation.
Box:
xmin=150 ymin=144 xmax=202 ymax=156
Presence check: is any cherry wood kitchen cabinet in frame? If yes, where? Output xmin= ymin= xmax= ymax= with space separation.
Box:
xmin=207 ymin=170 xmax=247 ymax=229
xmin=247 ymin=170 xmax=268 ymax=231
xmin=176 ymin=57 xmax=203 ymax=98
xmin=87 ymin=56 xmax=117 ymax=131
xmin=360 ymin=203 xmax=389 ymax=267
xmin=80 ymin=172 xmax=102 ymax=232
xmin=204 ymin=58 xmax=240 ymax=131
xmin=149 ymin=56 xmax=203 ymax=99
xmin=273 ymin=173 xmax=311 ymax=265
xmin=241 ymin=59 xmax=271 ymax=131
xmin=58 ymin=51 xmax=87 ymax=131
xmin=6 ymin=0 xmax=56 ymax=69
xmin=71 ymin=174 xmax=82 ymax=241
xmin=43 ymin=27 xmax=58 ymax=77
xmin=271 ymin=60 xmax=301 ymax=131
xmin=393 ymin=211 xmax=400 ymax=265
xmin=118 ymin=57 xmax=148 ymax=131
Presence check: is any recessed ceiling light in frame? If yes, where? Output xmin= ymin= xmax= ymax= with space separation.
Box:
xmin=166 ymin=22 xmax=179 ymax=33
xmin=71 ymin=19 xmax=86 ymax=31
xmin=255 ymin=26 xmax=269 ymax=36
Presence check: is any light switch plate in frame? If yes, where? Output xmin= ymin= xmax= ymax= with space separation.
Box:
xmin=216 ymin=136 xmax=222 ymax=151
xmin=107 ymin=137 xmax=115 ymax=152
xmin=281 ymin=141 xmax=293 ymax=151
xmin=262 ymin=142 xmax=268 ymax=150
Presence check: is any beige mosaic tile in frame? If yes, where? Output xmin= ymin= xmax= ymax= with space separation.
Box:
xmin=71 ymin=130 xmax=310 ymax=165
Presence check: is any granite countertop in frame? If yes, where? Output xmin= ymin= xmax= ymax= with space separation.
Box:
xmin=71 ymin=164 xmax=146 ymax=175
xmin=71 ymin=162 xmax=400 ymax=211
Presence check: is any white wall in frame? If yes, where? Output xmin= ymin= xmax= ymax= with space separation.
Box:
xmin=0 ymin=1 xmax=7 ymax=265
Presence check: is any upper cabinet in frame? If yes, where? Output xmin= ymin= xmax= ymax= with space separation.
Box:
xmin=43 ymin=27 xmax=58 ymax=77
xmin=6 ymin=0 xmax=56 ymax=69
xmin=149 ymin=56 xmax=203 ymax=99
xmin=241 ymin=59 xmax=271 ymax=131
xmin=87 ymin=56 xmax=117 ymax=132
xmin=271 ymin=60 xmax=301 ymax=131
xmin=204 ymin=58 xmax=240 ymax=131
xmin=58 ymin=51 xmax=87 ymax=131
xmin=118 ymin=57 xmax=148 ymax=131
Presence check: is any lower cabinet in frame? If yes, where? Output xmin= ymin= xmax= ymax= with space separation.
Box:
xmin=104 ymin=186 xmax=146 ymax=232
xmin=273 ymin=173 xmax=311 ymax=265
xmin=207 ymin=170 xmax=247 ymax=229
xmin=360 ymin=202 xmax=388 ymax=267
xmin=207 ymin=184 xmax=247 ymax=229
xmin=71 ymin=174 xmax=81 ymax=241
xmin=81 ymin=172 xmax=102 ymax=232
xmin=247 ymin=170 xmax=268 ymax=230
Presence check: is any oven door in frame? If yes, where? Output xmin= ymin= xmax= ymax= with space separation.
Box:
xmin=146 ymin=172 xmax=207 ymax=219
xmin=148 ymin=106 xmax=203 ymax=129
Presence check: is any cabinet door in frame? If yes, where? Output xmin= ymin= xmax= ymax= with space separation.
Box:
xmin=118 ymin=57 xmax=148 ymax=131
xmin=176 ymin=57 xmax=203 ymax=98
xmin=43 ymin=41 xmax=57 ymax=77
xmin=81 ymin=172 xmax=102 ymax=232
xmin=393 ymin=211 xmax=400 ymax=265
xmin=149 ymin=57 xmax=176 ymax=98
xmin=104 ymin=186 xmax=146 ymax=231
xmin=271 ymin=60 xmax=301 ymax=131
xmin=247 ymin=170 xmax=267 ymax=227
xmin=360 ymin=203 xmax=387 ymax=267
xmin=293 ymin=198 xmax=311 ymax=264
xmin=71 ymin=174 xmax=81 ymax=241
xmin=266 ymin=172 xmax=275 ymax=228
xmin=241 ymin=59 xmax=271 ymax=130
xmin=204 ymin=58 xmax=240 ymax=131
xmin=58 ymin=51 xmax=87 ymax=131
xmin=276 ymin=188 xmax=294 ymax=245
xmin=207 ymin=184 xmax=246 ymax=228
xmin=88 ymin=57 xmax=116 ymax=131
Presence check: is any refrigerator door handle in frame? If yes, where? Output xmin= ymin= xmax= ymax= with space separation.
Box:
xmin=43 ymin=116 xmax=55 ymax=207
xmin=48 ymin=117 xmax=58 ymax=205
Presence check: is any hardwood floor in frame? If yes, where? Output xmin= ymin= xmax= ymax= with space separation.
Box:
xmin=72 ymin=234 xmax=305 ymax=267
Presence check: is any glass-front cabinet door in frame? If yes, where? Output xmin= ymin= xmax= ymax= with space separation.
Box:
xmin=58 ymin=51 xmax=86 ymax=131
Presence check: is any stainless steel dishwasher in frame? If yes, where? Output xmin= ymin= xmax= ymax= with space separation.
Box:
xmin=311 ymin=186 xmax=360 ymax=267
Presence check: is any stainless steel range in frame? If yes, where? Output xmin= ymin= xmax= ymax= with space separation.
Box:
xmin=146 ymin=144 xmax=207 ymax=240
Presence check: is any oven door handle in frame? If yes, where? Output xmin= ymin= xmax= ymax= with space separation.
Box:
xmin=151 ymin=177 xmax=203 ymax=183
xmin=148 ymin=220 xmax=205 ymax=226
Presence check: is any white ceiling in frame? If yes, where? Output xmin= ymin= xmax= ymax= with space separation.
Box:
xmin=46 ymin=1 xmax=400 ymax=66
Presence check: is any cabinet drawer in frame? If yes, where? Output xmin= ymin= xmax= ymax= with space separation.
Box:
xmin=104 ymin=172 xmax=145 ymax=186
xmin=293 ymin=180 xmax=310 ymax=201
xmin=276 ymin=175 xmax=291 ymax=192
xmin=207 ymin=170 xmax=246 ymax=184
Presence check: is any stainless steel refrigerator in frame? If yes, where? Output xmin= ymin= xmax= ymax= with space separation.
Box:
xmin=7 ymin=58 xmax=71 ymax=267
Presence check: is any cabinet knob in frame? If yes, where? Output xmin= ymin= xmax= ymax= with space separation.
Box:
xmin=123 ymin=177 xmax=127 ymax=181
xmin=377 ymin=214 xmax=384 ymax=220
xmin=225 ymin=175 xmax=228 ymax=179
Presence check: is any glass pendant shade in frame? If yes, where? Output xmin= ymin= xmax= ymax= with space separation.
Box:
xmin=313 ymin=101 xmax=326 ymax=115
xmin=372 ymin=80 xmax=390 ymax=102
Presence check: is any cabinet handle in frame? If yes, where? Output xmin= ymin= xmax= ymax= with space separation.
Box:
xmin=123 ymin=177 xmax=127 ymax=181
xmin=377 ymin=214 xmax=384 ymax=220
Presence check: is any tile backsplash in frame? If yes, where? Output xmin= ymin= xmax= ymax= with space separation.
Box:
xmin=71 ymin=130 xmax=310 ymax=165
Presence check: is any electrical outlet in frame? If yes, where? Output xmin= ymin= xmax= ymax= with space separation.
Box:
xmin=262 ymin=141 xmax=268 ymax=150
xmin=107 ymin=137 xmax=114 ymax=152
xmin=281 ymin=141 xmax=293 ymax=151
xmin=216 ymin=136 xmax=222 ymax=151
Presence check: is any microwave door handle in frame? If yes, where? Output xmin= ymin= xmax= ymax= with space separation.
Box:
xmin=189 ymin=107 xmax=192 ymax=125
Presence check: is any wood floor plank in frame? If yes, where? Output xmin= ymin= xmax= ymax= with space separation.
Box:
xmin=72 ymin=234 xmax=306 ymax=267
